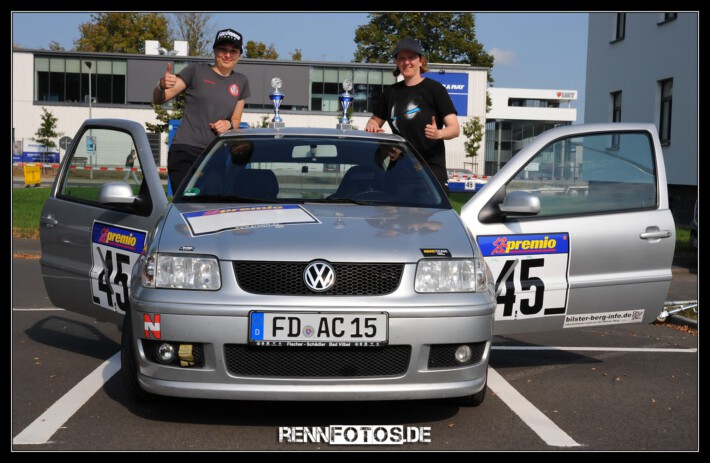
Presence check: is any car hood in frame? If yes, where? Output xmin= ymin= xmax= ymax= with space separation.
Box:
xmin=157 ymin=203 xmax=474 ymax=262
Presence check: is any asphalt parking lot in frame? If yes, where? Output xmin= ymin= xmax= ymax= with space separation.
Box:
xmin=12 ymin=238 xmax=697 ymax=451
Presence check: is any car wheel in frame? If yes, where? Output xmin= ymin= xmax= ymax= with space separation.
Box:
xmin=121 ymin=313 xmax=154 ymax=402
xmin=453 ymin=383 xmax=487 ymax=407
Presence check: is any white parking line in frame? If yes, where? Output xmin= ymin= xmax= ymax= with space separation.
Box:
xmin=493 ymin=346 xmax=697 ymax=353
xmin=487 ymin=367 xmax=581 ymax=448
xmin=487 ymin=345 xmax=696 ymax=447
xmin=13 ymin=352 xmax=121 ymax=445
xmin=11 ymin=344 xmax=695 ymax=447
xmin=13 ymin=307 xmax=65 ymax=311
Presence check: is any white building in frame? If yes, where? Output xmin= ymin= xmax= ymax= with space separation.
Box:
xmin=584 ymin=12 xmax=698 ymax=223
xmin=484 ymin=87 xmax=577 ymax=175
xmin=12 ymin=46 xmax=577 ymax=180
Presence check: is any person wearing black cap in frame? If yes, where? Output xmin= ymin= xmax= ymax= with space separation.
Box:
xmin=153 ymin=28 xmax=251 ymax=193
xmin=364 ymin=38 xmax=460 ymax=192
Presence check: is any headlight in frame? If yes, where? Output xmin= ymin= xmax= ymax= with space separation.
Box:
xmin=414 ymin=258 xmax=488 ymax=293
xmin=141 ymin=253 xmax=221 ymax=290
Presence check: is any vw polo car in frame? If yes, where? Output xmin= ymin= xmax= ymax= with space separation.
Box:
xmin=39 ymin=115 xmax=675 ymax=406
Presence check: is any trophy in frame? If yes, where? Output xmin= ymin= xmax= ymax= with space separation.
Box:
xmin=269 ymin=77 xmax=285 ymax=128
xmin=337 ymin=79 xmax=354 ymax=130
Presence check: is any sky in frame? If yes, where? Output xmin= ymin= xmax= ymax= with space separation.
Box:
xmin=11 ymin=12 xmax=589 ymax=121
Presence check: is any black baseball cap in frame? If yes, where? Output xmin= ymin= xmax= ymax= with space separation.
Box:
xmin=393 ymin=38 xmax=423 ymax=57
xmin=214 ymin=29 xmax=243 ymax=52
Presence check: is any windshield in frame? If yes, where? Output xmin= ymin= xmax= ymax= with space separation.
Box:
xmin=174 ymin=135 xmax=448 ymax=208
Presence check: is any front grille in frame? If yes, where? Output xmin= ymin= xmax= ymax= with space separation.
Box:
xmin=233 ymin=262 xmax=403 ymax=295
xmin=225 ymin=344 xmax=411 ymax=377
xmin=428 ymin=343 xmax=486 ymax=368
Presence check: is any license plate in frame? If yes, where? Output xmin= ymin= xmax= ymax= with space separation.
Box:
xmin=249 ymin=312 xmax=388 ymax=346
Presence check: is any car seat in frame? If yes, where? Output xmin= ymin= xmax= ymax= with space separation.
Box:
xmin=333 ymin=165 xmax=385 ymax=198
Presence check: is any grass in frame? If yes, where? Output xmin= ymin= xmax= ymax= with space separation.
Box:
xmin=13 ymin=187 xmax=696 ymax=255
xmin=12 ymin=187 xmax=51 ymax=239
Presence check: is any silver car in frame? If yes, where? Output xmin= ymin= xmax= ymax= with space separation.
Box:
xmin=39 ymin=117 xmax=675 ymax=406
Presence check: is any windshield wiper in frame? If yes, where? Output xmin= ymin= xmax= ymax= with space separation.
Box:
xmin=325 ymin=197 xmax=382 ymax=206
xmin=178 ymin=194 xmax=280 ymax=204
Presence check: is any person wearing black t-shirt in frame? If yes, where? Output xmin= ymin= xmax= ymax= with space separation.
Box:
xmin=364 ymin=38 xmax=460 ymax=192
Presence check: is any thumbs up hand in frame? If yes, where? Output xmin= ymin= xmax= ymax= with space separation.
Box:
xmin=424 ymin=116 xmax=439 ymax=140
xmin=161 ymin=63 xmax=176 ymax=90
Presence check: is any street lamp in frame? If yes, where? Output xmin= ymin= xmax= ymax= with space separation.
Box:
xmin=84 ymin=61 xmax=93 ymax=120
xmin=84 ymin=60 xmax=94 ymax=177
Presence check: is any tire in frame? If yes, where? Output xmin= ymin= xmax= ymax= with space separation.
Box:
xmin=448 ymin=370 xmax=488 ymax=407
xmin=121 ymin=313 xmax=154 ymax=402
xmin=453 ymin=383 xmax=487 ymax=407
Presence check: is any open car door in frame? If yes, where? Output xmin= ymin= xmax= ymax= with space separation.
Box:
xmin=460 ymin=123 xmax=675 ymax=335
xmin=39 ymin=119 xmax=168 ymax=324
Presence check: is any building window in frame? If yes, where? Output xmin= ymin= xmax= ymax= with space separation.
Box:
xmin=508 ymin=98 xmax=559 ymax=108
xmin=309 ymin=67 xmax=395 ymax=114
xmin=613 ymin=13 xmax=626 ymax=42
xmin=659 ymin=13 xmax=678 ymax=24
xmin=611 ymin=91 xmax=622 ymax=148
xmin=35 ymin=56 xmax=126 ymax=104
xmin=659 ymin=79 xmax=673 ymax=145
xmin=612 ymin=91 xmax=622 ymax=122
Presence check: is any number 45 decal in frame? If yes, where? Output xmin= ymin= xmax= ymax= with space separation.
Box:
xmin=478 ymin=233 xmax=570 ymax=321
xmin=90 ymin=221 xmax=147 ymax=314
xmin=486 ymin=254 xmax=568 ymax=320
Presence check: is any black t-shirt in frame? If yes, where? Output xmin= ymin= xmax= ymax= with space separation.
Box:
xmin=125 ymin=153 xmax=136 ymax=167
xmin=372 ymin=78 xmax=457 ymax=186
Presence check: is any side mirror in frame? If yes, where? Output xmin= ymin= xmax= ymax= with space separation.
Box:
xmin=98 ymin=182 xmax=136 ymax=204
xmin=499 ymin=191 xmax=541 ymax=216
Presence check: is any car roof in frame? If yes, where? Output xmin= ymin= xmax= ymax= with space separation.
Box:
xmin=220 ymin=127 xmax=406 ymax=143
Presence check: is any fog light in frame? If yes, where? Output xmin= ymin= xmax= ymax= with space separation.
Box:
xmin=454 ymin=345 xmax=473 ymax=364
xmin=156 ymin=343 xmax=176 ymax=363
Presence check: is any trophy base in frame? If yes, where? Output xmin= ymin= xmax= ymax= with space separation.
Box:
xmin=336 ymin=123 xmax=353 ymax=131
xmin=269 ymin=122 xmax=286 ymax=128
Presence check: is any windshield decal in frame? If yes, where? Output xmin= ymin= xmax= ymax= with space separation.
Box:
xmin=182 ymin=204 xmax=320 ymax=236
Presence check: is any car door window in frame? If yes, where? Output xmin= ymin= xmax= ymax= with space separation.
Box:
xmin=59 ymin=128 xmax=144 ymax=204
xmin=507 ymin=132 xmax=657 ymax=217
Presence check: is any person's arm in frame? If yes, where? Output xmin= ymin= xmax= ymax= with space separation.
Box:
xmin=364 ymin=115 xmax=386 ymax=133
xmin=424 ymin=114 xmax=460 ymax=140
xmin=152 ymin=63 xmax=187 ymax=104
xmin=230 ymin=99 xmax=246 ymax=129
xmin=210 ymin=100 xmax=246 ymax=135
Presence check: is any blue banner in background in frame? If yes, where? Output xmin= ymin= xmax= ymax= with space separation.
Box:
xmin=423 ymin=72 xmax=469 ymax=117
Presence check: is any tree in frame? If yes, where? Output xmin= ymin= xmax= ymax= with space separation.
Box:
xmin=462 ymin=117 xmax=484 ymax=158
xmin=245 ymin=41 xmax=279 ymax=60
xmin=33 ymin=107 xmax=62 ymax=149
xmin=48 ymin=41 xmax=65 ymax=51
xmin=251 ymin=115 xmax=270 ymax=128
xmin=354 ymin=13 xmax=495 ymax=110
xmin=74 ymin=13 xmax=170 ymax=54
xmin=353 ymin=13 xmax=494 ymax=80
xmin=145 ymin=96 xmax=185 ymax=141
xmin=171 ymin=12 xmax=214 ymax=57
xmin=290 ymin=49 xmax=303 ymax=61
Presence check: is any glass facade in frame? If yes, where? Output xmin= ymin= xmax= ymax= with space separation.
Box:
xmin=309 ymin=66 xmax=395 ymax=113
xmin=35 ymin=56 xmax=126 ymax=104
xmin=484 ymin=120 xmax=569 ymax=176
xmin=34 ymin=55 xmax=396 ymax=116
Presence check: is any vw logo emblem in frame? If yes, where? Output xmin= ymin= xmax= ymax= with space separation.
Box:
xmin=304 ymin=261 xmax=336 ymax=292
